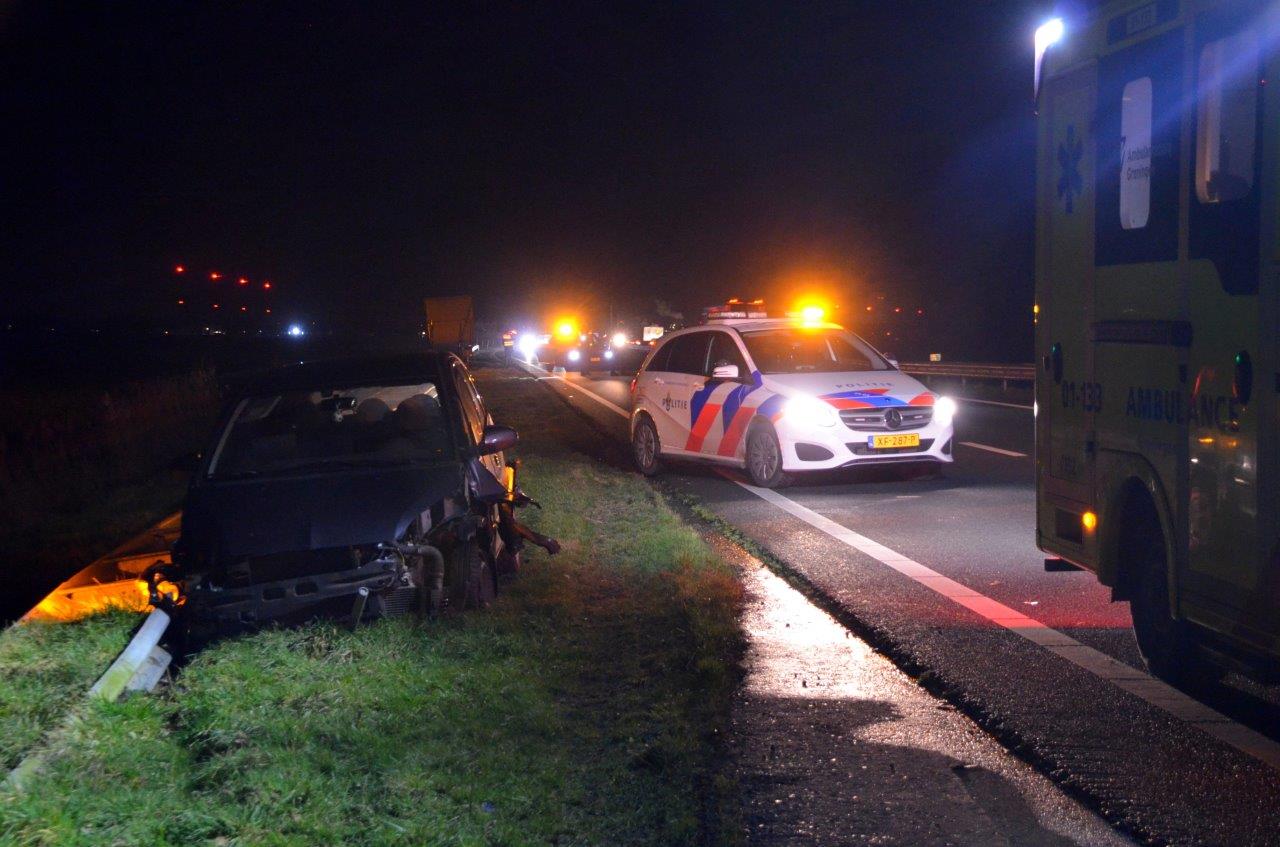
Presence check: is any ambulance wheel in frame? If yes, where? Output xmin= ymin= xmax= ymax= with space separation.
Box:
xmin=746 ymin=424 xmax=792 ymax=488
xmin=632 ymin=414 xmax=663 ymax=476
xmin=1127 ymin=498 xmax=1221 ymax=686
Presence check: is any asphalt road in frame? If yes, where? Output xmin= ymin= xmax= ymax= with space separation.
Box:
xmin=515 ymin=362 xmax=1280 ymax=847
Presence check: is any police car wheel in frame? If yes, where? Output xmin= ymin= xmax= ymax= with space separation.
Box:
xmin=633 ymin=415 xmax=663 ymax=476
xmin=746 ymin=425 xmax=792 ymax=488
xmin=1128 ymin=502 xmax=1221 ymax=686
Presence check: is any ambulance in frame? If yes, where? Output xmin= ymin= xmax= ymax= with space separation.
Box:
xmin=629 ymin=306 xmax=956 ymax=488
xmin=1034 ymin=0 xmax=1280 ymax=683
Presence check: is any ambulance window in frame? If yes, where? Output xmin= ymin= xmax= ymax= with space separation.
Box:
xmin=1119 ymin=77 xmax=1152 ymax=230
xmin=1195 ymin=31 xmax=1257 ymax=204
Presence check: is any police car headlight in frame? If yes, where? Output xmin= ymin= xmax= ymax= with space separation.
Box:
xmin=783 ymin=395 xmax=837 ymax=427
xmin=604 ymin=349 xmax=614 ymax=360
xmin=933 ymin=396 xmax=957 ymax=428
xmin=567 ymin=349 xmax=581 ymax=362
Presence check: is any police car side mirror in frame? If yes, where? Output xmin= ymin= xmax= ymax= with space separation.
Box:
xmin=711 ymin=363 xmax=740 ymax=380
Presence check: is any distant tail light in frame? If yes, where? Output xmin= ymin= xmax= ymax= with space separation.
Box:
xmin=630 ymin=377 xmax=637 ymax=395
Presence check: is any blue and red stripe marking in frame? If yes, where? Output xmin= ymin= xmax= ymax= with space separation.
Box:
xmin=686 ymin=376 xmax=933 ymax=456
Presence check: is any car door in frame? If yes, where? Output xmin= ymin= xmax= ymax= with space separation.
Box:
xmin=451 ymin=359 xmax=504 ymax=480
xmin=659 ymin=331 xmax=713 ymax=453
xmin=686 ymin=330 xmax=751 ymax=455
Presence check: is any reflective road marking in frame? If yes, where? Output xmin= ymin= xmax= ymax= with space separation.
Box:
xmin=959 ymin=441 xmax=1028 ymax=458
xmin=519 ymin=361 xmax=630 ymax=420
xmin=961 ymin=398 xmax=1033 ymax=410
xmin=722 ymin=475 xmax=1280 ymax=772
xmin=527 ymin=359 xmax=1280 ymax=770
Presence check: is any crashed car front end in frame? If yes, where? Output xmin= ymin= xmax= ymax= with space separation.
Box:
xmin=166 ymin=362 xmax=554 ymax=641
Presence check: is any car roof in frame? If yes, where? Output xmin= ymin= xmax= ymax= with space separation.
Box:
xmin=670 ymin=319 xmax=845 ymax=335
xmin=237 ymin=350 xmax=451 ymax=394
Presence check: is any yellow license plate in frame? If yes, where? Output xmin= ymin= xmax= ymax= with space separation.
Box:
xmin=869 ymin=433 xmax=920 ymax=449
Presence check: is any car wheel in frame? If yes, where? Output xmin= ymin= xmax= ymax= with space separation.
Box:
xmin=1127 ymin=498 xmax=1220 ymax=686
xmin=446 ymin=539 xmax=496 ymax=610
xmin=746 ymin=424 xmax=791 ymax=488
xmin=632 ymin=415 xmax=663 ymax=476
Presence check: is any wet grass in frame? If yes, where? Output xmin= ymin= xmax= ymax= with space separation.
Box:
xmin=0 ymin=367 xmax=744 ymax=846
xmin=0 ymin=609 xmax=139 ymax=772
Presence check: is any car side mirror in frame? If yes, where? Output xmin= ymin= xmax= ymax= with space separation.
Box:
xmin=711 ymin=363 xmax=740 ymax=380
xmin=479 ymin=424 xmax=518 ymax=455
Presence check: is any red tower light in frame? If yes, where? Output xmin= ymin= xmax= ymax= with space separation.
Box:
xmin=212 ymin=303 xmax=220 ymax=309
xmin=210 ymin=272 xmax=222 ymax=281
xmin=263 ymin=281 xmax=272 ymax=290
xmin=238 ymin=277 xmax=248 ymax=286
xmin=174 ymin=265 xmax=185 ymax=274
xmin=177 ymin=299 xmax=185 ymax=305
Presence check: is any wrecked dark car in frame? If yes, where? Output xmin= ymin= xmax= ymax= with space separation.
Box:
xmin=162 ymin=352 xmax=556 ymax=639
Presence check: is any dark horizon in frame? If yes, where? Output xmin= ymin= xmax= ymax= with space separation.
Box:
xmin=2 ymin=1 xmax=1058 ymax=361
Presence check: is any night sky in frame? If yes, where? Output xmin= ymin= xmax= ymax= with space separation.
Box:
xmin=2 ymin=1 xmax=1061 ymax=360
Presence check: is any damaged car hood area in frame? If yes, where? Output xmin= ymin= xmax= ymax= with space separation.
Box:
xmin=181 ymin=463 xmax=465 ymax=560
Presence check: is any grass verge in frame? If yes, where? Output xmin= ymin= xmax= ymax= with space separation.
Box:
xmin=0 ymin=367 xmax=743 ymax=846
xmin=0 ymin=609 xmax=139 ymax=772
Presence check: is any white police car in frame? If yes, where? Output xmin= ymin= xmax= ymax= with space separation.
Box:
xmin=629 ymin=317 xmax=955 ymax=487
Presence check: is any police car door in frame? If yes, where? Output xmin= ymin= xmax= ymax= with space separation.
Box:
xmin=659 ymin=331 xmax=712 ymax=453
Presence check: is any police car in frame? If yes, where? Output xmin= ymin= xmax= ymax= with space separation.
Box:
xmin=629 ymin=312 xmax=956 ymax=487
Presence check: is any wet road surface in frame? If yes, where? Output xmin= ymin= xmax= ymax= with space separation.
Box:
xmin=512 ymin=362 xmax=1280 ymax=846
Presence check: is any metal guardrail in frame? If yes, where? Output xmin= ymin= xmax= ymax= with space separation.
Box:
xmin=900 ymin=362 xmax=1035 ymax=381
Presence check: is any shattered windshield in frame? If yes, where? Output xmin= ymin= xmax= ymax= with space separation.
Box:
xmin=207 ymin=382 xmax=452 ymax=479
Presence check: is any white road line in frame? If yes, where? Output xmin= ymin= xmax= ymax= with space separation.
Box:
xmin=959 ymin=441 xmax=1028 ymax=458
xmin=524 ymin=359 xmax=1280 ymax=768
xmin=719 ymin=474 xmax=1280 ymax=772
xmin=961 ymin=398 xmax=1033 ymax=411
xmin=517 ymin=360 xmax=630 ymax=420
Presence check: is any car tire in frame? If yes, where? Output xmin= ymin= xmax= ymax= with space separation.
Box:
xmin=745 ymin=424 xmax=792 ymax=488
xmin=1127 ymin=499 xmax=1220 ymax=686
xmin=446 ymin=538 xmax=496 ymax=610
xmin=632 ymin=414 xmax=663 ymax=476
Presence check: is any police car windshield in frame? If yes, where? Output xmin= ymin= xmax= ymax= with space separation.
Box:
xmin=740 ymin=329 xmax=889 ymax=374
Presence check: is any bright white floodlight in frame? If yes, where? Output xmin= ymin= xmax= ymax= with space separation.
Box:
xmin=1034 ymin=18 xmax=1065 ymax=99
xmin=1035 ymin=18 xmax=1064 ymax=53
xmin=287 ymin=324 xmax=305 ymax=337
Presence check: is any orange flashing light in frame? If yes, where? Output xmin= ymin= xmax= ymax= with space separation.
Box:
xmin=1082 ymin=511 xmax=1098 ymax=532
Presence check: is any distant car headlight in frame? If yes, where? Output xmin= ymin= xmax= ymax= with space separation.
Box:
xmin=604 ymin=349 xmax=614 ymax=360
xmin=567 ymin=349 xmax=581 ymax=362
xmin=783 ymin=394 xmax=837 ymax=427
xmin=517 ymin=333 xmax=541 ymax=358
xmin=933 ymin=396 xmax=957 ymax=428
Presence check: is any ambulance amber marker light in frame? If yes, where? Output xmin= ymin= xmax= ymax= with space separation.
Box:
xmin=1082 ymin=511 xmax=1098 ymax=531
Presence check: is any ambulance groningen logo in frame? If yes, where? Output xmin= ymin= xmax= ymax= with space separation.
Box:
xmin=1057 ymin=124 xmax=1083 ymax=214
